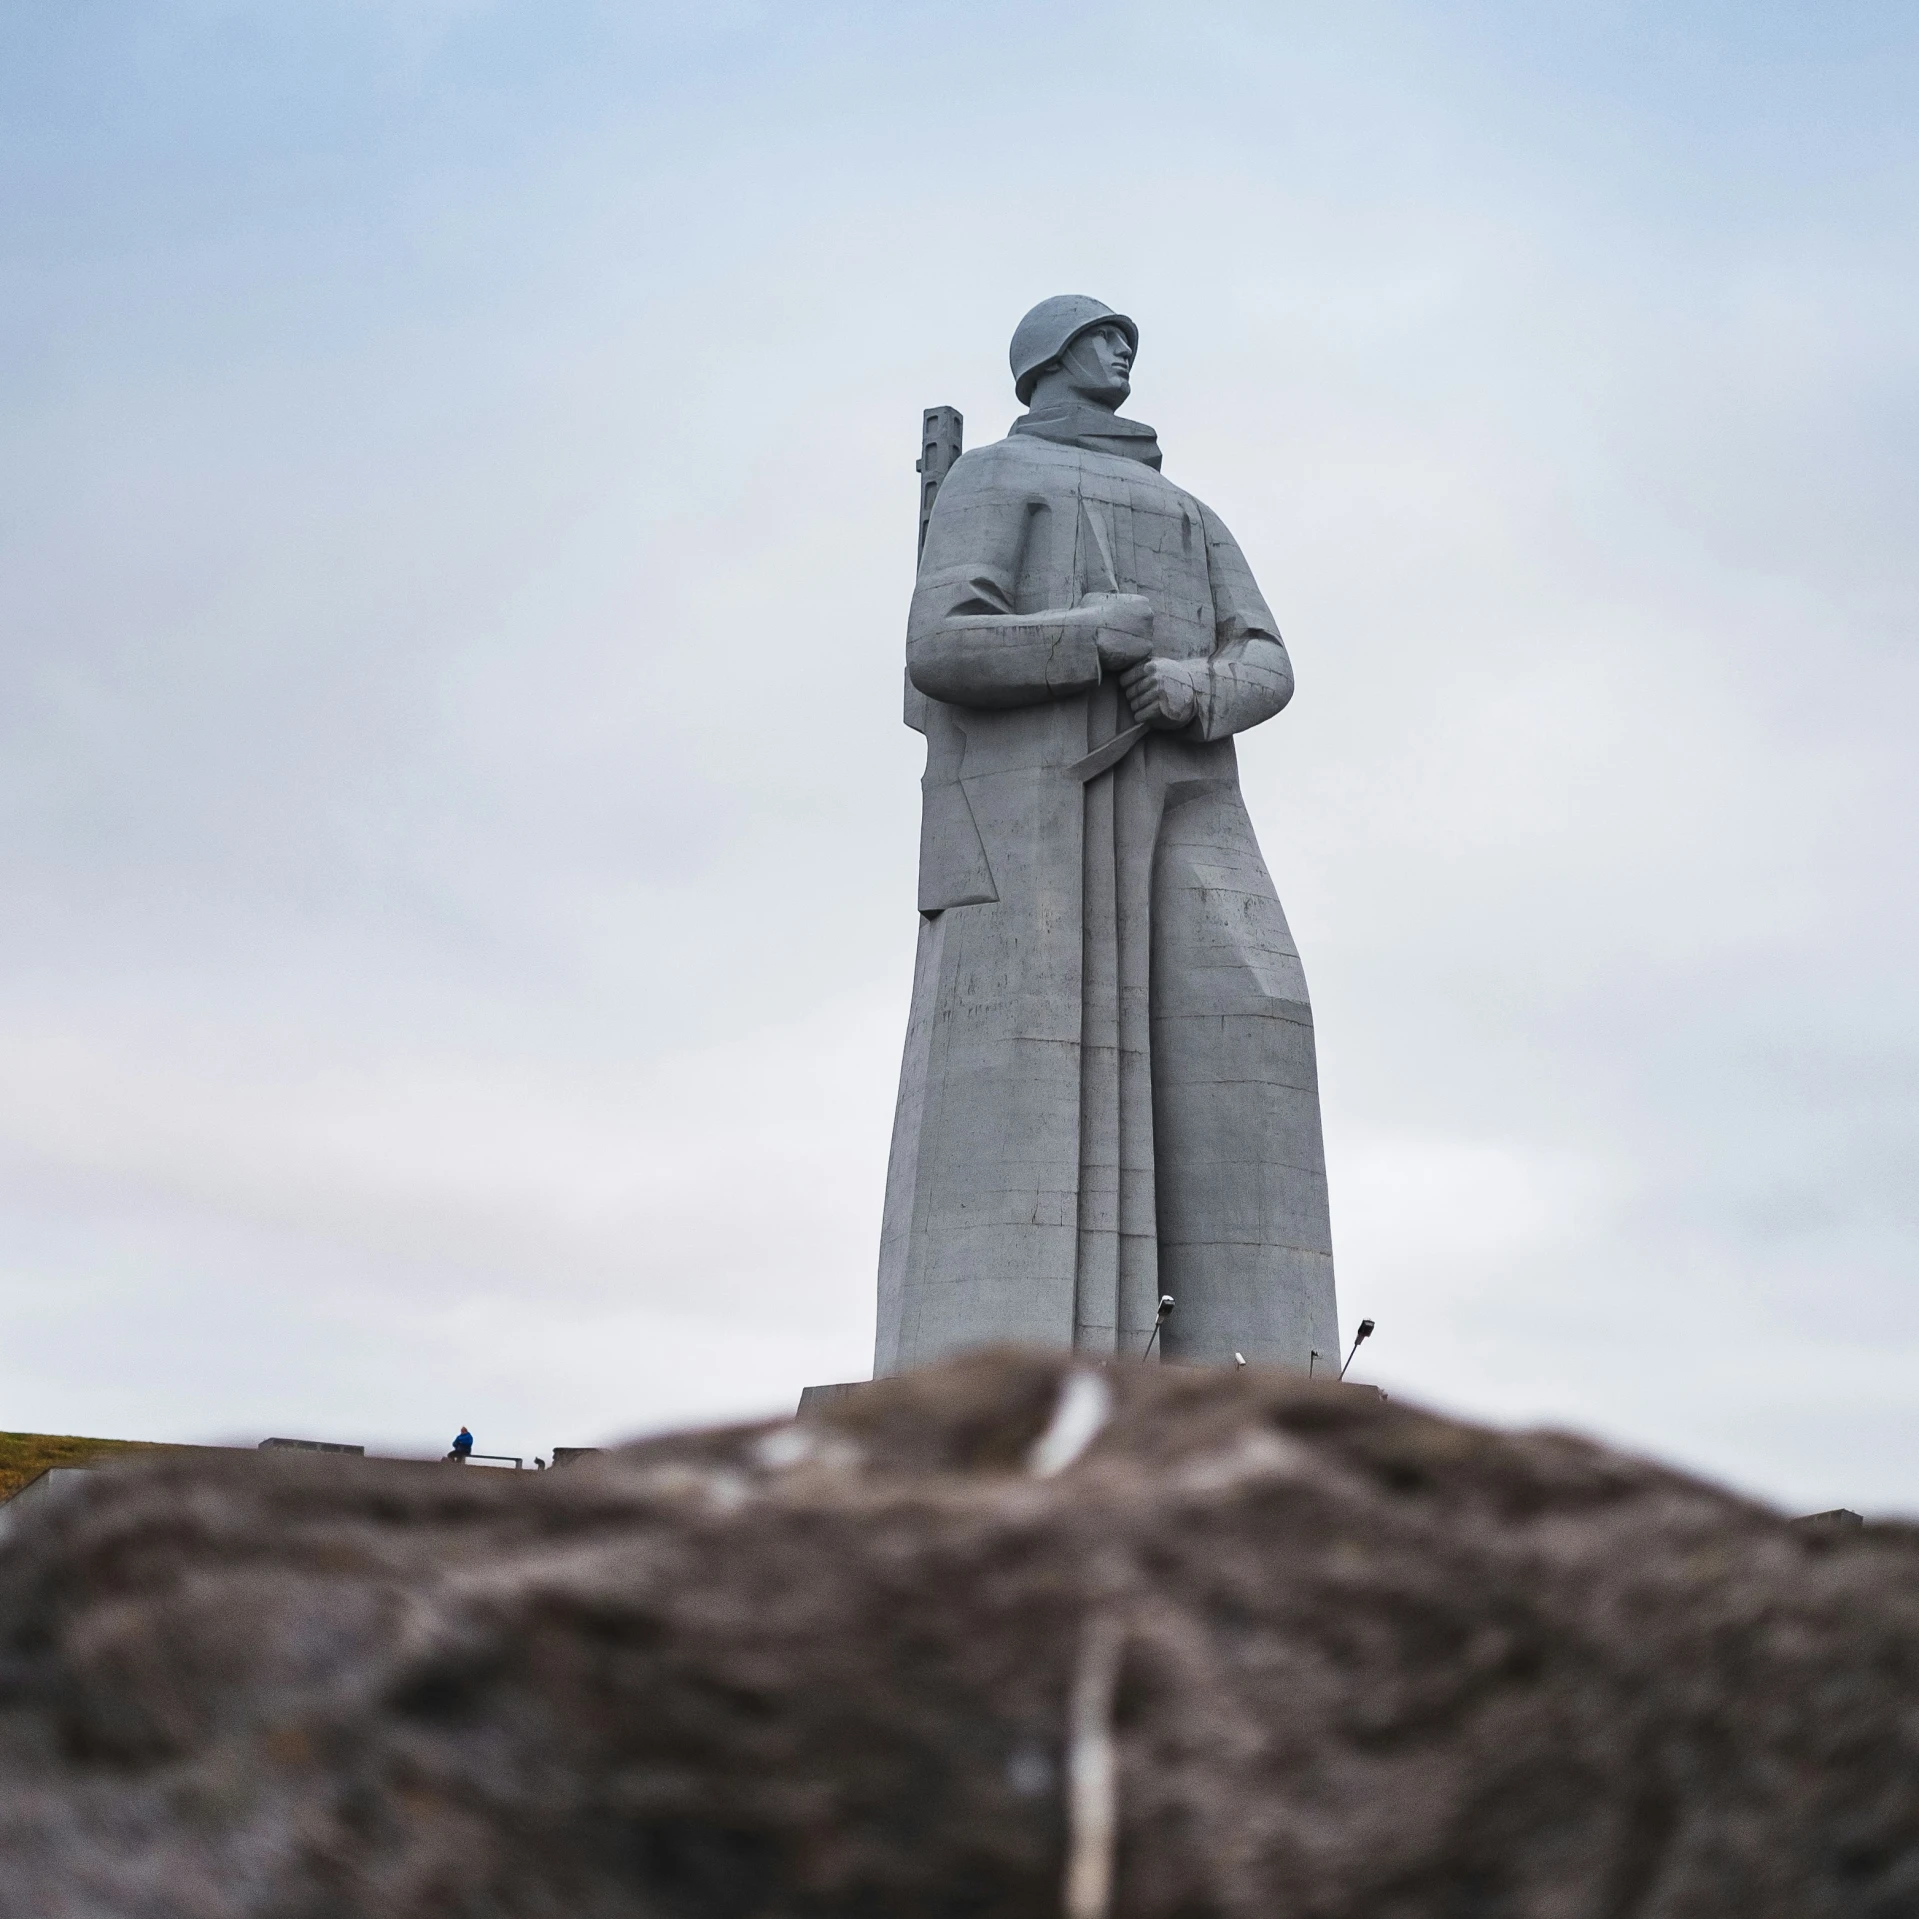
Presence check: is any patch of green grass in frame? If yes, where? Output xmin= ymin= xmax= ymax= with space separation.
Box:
xmin=0 ymin=1432 xmax=226 ymax=1503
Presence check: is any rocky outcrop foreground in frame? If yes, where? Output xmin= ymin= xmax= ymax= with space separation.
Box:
xmin=2 ymin=1350 xmax=1916 ymax=1918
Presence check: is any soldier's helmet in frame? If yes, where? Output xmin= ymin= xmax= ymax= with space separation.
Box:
xmin=1009 ymin=295 xmax=1138 ymax=404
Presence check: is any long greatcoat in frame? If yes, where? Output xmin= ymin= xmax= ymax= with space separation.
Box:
xmin=875 ymin=420 xmax=1338 ymax=1374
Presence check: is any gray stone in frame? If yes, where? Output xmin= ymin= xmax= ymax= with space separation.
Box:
xmin=795 ymin=1382 xmax=868 ymax=1415
xmin=4 ymin=1466 xmax=96 ymax=1511
xmin=878 ymin=298 xmax=1338 ymax=1377
xmin=1 ymin=1348 xmax=1916 ymax=1917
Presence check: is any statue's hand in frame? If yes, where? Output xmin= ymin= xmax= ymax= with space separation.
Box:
xmin=1119 ymin=657 xmax=1203 ymax=729
xmin=1084 ymin=592 xmax=1155 ymax=671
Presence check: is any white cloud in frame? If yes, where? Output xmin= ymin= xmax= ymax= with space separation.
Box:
xmin=2 ymin=2 xmax=1916 ymax=1510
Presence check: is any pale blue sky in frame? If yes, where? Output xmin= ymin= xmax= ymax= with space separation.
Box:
xmin=3 ymin=3 xmax=1916 ymax=1508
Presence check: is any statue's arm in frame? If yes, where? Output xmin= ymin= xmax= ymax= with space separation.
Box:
xmin=1188 ymin=502 xmax=1295 ymax=740
xmin=905 ymin=456 xmax=1113 ymax=709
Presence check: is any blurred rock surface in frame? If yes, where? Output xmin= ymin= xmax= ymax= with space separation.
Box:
xmin=1 ymin=1348 xmax=1915 ymax=1917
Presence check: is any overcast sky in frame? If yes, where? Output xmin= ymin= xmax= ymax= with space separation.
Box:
xmin=3 ymin=2 xmax=1915 ymax=1510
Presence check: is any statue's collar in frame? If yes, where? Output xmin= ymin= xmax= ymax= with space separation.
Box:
xmin=1010 ymin=401 xmax=1163 ymax=471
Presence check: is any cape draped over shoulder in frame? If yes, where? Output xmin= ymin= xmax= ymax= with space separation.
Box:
xmin=1009 ymin=402 xmax=1164 ymax=470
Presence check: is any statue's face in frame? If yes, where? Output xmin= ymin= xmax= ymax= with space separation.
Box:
xmin=1054 ymin=322 xmax=1134 ymax=409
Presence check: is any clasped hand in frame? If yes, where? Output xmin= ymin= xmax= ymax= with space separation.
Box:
xmin=1118 ymin=656 xmax=1201 ymax=729
xmin=1084 ymin=593 xmax=1200 ymax=730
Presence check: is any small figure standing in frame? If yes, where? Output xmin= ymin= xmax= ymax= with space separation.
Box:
xmin=449 ymin=1426 xmax=474 ymax=1463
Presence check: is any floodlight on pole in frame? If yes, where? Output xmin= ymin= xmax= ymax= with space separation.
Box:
xmin=1338 ymin=1317 xmax=1376 ymax=1380
xmin=1142 ymin=1294 xmax=1175 ymax=1361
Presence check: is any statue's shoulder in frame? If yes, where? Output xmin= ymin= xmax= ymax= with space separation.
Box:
xmin=996 ymin=431 xmax=1193 ymax=508
xmin=936 ymin=433 xmax=1080 ymax=503
xmin=979 ymin=432 xmax=1079 ymax=469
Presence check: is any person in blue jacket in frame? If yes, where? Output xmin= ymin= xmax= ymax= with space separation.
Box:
xmin=450 ymin=1426 xmax=474 ymax=1461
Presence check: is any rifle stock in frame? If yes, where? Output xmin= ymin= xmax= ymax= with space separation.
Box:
xmin=916 ymin=406 xmax=964 ymax=561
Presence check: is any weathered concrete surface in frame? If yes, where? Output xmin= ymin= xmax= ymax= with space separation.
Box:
xmin=880 ymin=297 xmax=1337 ymax=1378
xmin=2 ymin=1349 xmax=1916 ymax=1917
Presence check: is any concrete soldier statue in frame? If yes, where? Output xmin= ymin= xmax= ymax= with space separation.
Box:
xmin=876 ymin=296 xmax=1338 ymax=1374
